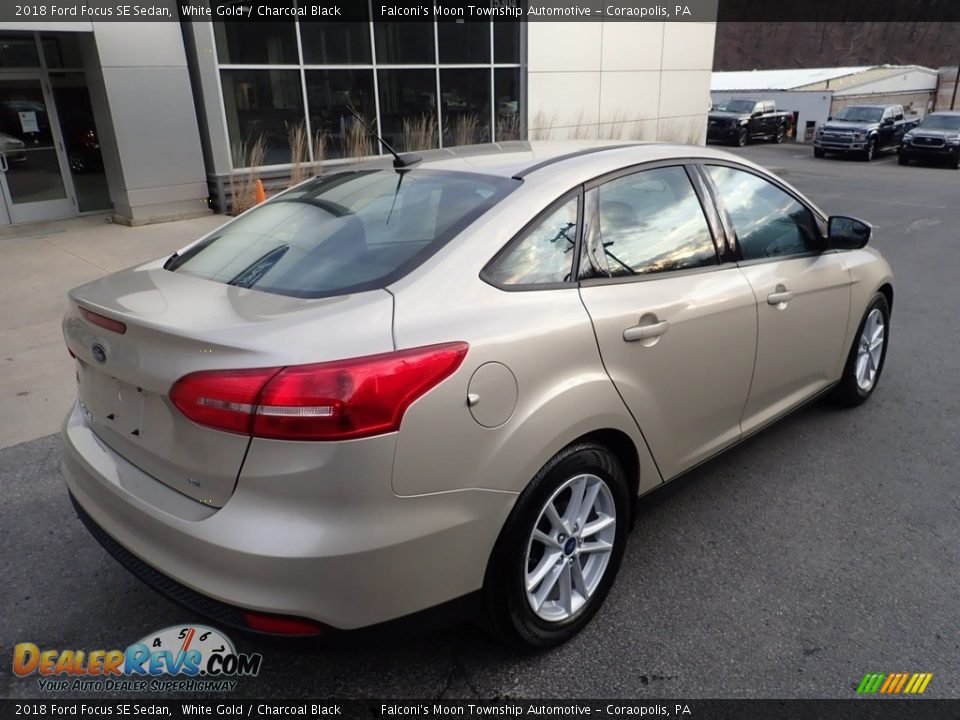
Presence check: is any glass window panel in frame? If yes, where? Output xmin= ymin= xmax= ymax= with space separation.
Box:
xmin=486 ymin=196 xmax=578 ymax=286
xmin=495 ymin=68 xmax=521 ymax=141
xmin=221 ymin=69 xmax=304 ymax=167
xmin=437 ymin=20 xmax=489 ymax=64
xmin=0 ymin=35 xmax=40 ymax=67
xmin=300 ymin=18 xmax=371 ymax=65
xmin=214 ymin=20 xmax=298 ymax=65
xmin=440 ymin=68 xmax=490 ymax=146
xmin=51 ymin=74 xmax=112 ymax=212
xmin=494 ymin=22 xmax=520 ymax=63
xmin=373 ymin=22 xmax=435 ymax=65
xmin=596 ymin=167 xmax=717 ymax=276
xmin=0 ymin=79 xmax=66 ymax=203
xmin=170 ymin=169 xmax=517 ymax=298
xmin=706 ymin=166 xmax=820 ymax=261
xmin=377 ymin=69 xmax=438 ymax=152
xmin=41 ymin=34 xmax=84 ymax=69
xmin=306 ymin=70 xmax=376 ymax=159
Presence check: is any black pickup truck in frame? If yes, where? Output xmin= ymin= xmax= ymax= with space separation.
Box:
xmin=813 ymin=104 xmax=919 ymax=161
xmin=707 ymin=99 xmax=793 ymax=146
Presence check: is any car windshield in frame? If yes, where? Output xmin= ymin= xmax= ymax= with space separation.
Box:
xmin=834 ymin=106 xmax=883 ymax=123
xmin=919 ymin=114 xmax=960 ymax=131
xmin=167 ymin=169 xmax=518 ymax=298
xmin=714 ymin=100 xmax=755 ymax=113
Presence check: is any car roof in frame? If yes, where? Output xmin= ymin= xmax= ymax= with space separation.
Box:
xmin=343 ymin=140 xmax=755 ymax=182
xmin=844 ymin=104 xmax=896 ymax=109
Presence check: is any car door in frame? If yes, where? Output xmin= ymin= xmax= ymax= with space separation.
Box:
xmin=703 ymin=164 xmax=852 ymax=436
xmin=578 ymin=164 xmax=758 ymax=480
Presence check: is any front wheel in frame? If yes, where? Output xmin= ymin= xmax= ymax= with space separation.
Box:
xmin=481 ymin=442 xmax=630 ymax=649
xmin=736 ymin=128 xmax=748 ymax=147
xmin=831 ymin=293 xmax=890 ymax=407
xmin=862 ymin=139 xmax=877 ymax=161
xmin=950 ymin=152 xmax=960 ymax=170
xmin=898 ymin=152 xmax=909 ymax=165
xmin=813 ymin=147 xmax=825 ymax=158
xmin=774 ymin=125 xmax=785 ymax=144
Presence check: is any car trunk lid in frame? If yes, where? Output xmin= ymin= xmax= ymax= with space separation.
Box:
xmin=64 ymin=261 xmax=395 ymax=507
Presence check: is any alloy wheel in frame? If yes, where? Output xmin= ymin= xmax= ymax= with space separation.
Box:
xmin=855 ymin=308 xmax=885 ymax=391
xmin=524 ymin=473 xmax=617 ymax=622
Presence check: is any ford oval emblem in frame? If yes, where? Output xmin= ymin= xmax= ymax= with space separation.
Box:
xmin=91 ymin=343 xmax=107 ymax=364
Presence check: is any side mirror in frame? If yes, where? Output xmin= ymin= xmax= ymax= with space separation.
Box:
xmin=828 ymin=216 xmax=871 ymax=250
xmin=881 ymin=117 xmax=894 ymax=126
xmin=827 ymin=116 xmax=833 ymax=121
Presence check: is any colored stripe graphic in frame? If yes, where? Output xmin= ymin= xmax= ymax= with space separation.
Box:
xmin=857 ymin=674 xmax=886 ymax=694
xmin=857 ymin=672 xmax=933 ymax=694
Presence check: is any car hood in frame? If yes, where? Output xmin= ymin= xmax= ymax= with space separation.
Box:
xmin=709 ymin=111 xmax=748 ymax=122
xmin=909 ymin=128 xmax=960 ymax=139
xmin=822 ymin=120 xmax=878 ymax=132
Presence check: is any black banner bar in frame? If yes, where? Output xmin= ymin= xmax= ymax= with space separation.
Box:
xmin=2 ymin=700 xmax=960 ymax=720
xmin=3 ymin=0 xmax=960 ymax=23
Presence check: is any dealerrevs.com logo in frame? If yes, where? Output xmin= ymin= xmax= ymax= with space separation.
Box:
xmin=13 ymin=625 xmax=262 ymax=693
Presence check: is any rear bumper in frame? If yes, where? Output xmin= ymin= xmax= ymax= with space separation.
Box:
xmin=62 ymin=402 xmax=516 ymax=630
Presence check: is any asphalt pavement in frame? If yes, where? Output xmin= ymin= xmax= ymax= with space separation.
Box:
xmin=2 ymin=142 xmax=958 ymax=700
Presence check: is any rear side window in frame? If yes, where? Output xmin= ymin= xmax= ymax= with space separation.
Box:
xmin=592 ymin=166 xmax=718 ymax=277
xmin=706 ymin=165 xmax=820 ymax=261
xmin=484 ymin=195 xmax=579 ymax=286
xmin=168 ymin=169 xmax=517 ymax=298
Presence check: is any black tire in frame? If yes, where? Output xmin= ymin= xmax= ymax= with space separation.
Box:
xmin=736 ymin=128 xmax=748 ymax=147
xmin=898 ymin=152 xmax=909 ymax=166
xmin=830 ymin=292 xmax=890 ymax=407
xmin=481 ymin=442 xmax=630 ymax=649
xmin=813 ymin=147 xmax=825 ymax=158
xmin=862 ymin=138 xmax=877 ymax=161
xmin=950 ymin=152 xmax=960 ymax=170
xmin=774 ymin=125 xmax=785 ymax=144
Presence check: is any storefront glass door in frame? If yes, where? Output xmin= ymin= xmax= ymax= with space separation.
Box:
xmin=0 ymin=74 xmax=76 ymax=224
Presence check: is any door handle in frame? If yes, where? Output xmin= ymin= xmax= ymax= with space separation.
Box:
xmin=0 ymin=152 xmax=7 ymax=173
xmin=623 ymin=320 xmax=669 ymax=342
xmin=767 ymin=287 xmax=794 ymax=305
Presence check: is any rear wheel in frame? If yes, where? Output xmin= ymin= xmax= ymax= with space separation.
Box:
xmin=481 ymin=442 xmax=629 ymax=649
xmin=831 ymin=293 xmax=890 ymax=407
xmin=813 ymin=147 xmax=825 ymax=158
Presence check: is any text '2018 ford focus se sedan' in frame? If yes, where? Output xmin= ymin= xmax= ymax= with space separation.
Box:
xmin=62 ymin=142 xmax=893 ymax=648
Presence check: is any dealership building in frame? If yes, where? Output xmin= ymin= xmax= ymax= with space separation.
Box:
xmin=0 ymin=15 xmax=715 ymax=227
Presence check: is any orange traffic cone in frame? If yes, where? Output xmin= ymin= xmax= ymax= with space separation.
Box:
xmin=254 ymin=179 xmax=267 ymax=205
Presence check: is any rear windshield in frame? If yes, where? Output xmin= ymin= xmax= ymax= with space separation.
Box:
xmin=167 ymin=169 xmax=518 ymax=298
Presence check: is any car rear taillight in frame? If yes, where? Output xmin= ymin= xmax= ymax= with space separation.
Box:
xmin=80 ymin=307 xmax=127 ymax=334
xmin=170 ymin=342 xmax=468 ymax=441
xmin=242 ymin=611 xmax=324 ymax=636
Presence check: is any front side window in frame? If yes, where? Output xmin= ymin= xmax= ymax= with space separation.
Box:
xmin=169 ymin=170 xmax=517 ymax=298
xmin=706 ymin=166 xmax=820 ymax=261
xmin=484 ymin=196 xmax=579 ymax=286
xmin=592 ymin=166 xmax=718 ymax=277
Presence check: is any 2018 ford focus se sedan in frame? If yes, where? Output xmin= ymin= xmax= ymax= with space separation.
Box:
xmin=62 ymin=141 xmax=893 ymax=648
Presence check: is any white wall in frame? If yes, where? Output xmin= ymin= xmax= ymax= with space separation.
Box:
xmin=527 ymin=22 xmax=716 ymax=144
xmin=710 ymin=90 xmax=833 ymax=142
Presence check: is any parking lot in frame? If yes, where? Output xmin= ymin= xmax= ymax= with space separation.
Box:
xmin=2 ymin=142 xmax=958 ymax=700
